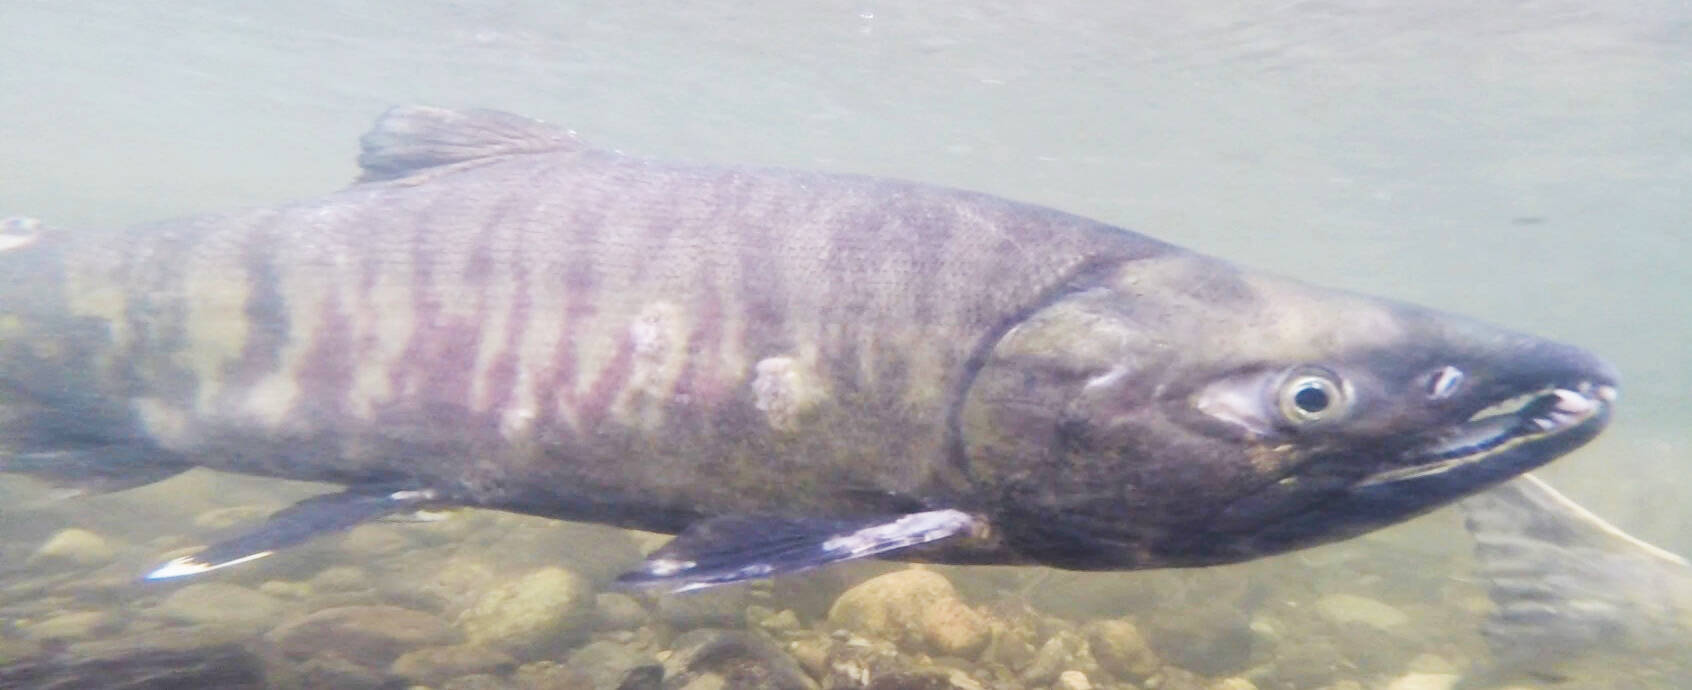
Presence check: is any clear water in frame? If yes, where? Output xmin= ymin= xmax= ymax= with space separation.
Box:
xmin=1 ymin=1 xmax=1687 ymax=688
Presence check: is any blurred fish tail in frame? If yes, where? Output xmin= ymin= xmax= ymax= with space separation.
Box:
xmin=0 ymin=216 xmax=188 ymax=498
xmin=1457 ymin=474 xmax=1692 ymax=687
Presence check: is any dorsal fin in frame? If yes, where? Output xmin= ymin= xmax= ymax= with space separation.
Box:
xmin=356 ymin=106 xmax=585 ymax=183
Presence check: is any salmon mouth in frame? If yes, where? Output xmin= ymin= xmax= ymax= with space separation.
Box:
xmin=1358 ymin=382 xmax=1617 ymax=488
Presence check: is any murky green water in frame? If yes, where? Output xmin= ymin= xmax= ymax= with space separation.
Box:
xmin=1 ymin=2 xmax=1687 ymax=688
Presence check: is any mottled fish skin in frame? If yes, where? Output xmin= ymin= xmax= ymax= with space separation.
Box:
xmin=1458 ymin=475 xmax=1692 ymax=689
xmin=9 ymin=110 xmax=1165 ymax=533
xmin=1 ymin=107 xmax=1618 ymax=574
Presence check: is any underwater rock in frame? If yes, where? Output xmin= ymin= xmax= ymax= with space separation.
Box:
xmin=1383 ymin=672 xmax=1458 ymax=690
xmin=23 ymin=610 xmax=119 ymax=641
xmin=23 ymin=608 xmax=119 ymax=642
xmin=443 ymin=673 xmax=515 ymax=690
xmin=28 ymin=528 xmax=116 ymax=568
xmin=978 ymin=617 xmax=1038 ymax=673
xmin=1251 ymin=637 xmax=1349 ymax=690
xmin=268 ymin=604 xmax=459 ymax=669
xmin=1313 ymin=594 xmax=1409 ymax=631
xmin=337 ymin=522 xmax=417 ymax=558
xmin=1055 ymin=670 xmax=1092 ymax=690
xmin=392 ymin=644 xmax=518 ymax=685
xmin=308 ymin=564 xmax=371 ymax=592
xmin=1210 ymin=677 xmax=1258 ymax=690
xmin=0 ymin=641 xmax=265 ymax=689
xmin=662 ymin=628 xmax=816 ymax=690
xmin=191 ymin=504 xmax=276 ymax=530
xmin=289 ymin=654 xmax=390 ymax=690
xmin=594 ymin=592 xmax=650 ymax=631
xmin=513 ymin=660 xmax=598 ymax=689
xmin=67 ymin=622 xmax=253 ymax=658
xmin=1404 ymin=653 xmax=1456 ymax=674
xmin=565 ymin=639 xmax=661 ymax=690
xmin=919 ymin=597 xmax=993 ymax=660
xmin=1139 ymin=602 xmax=1254 ymax=677
xmin=257 ymin=579 xmax=314 ymax=600
xmin=483 ymin=517 xmax=645 ymax=583
xmin=389 ymin=552 xmax=503 ymax=615
xmin=1025 ymin=571 xmax=1169 ymax=621
xmin=1018 ymin=631 xmax=1096 ymax=686
xmin=658 ymin=586 xmax=748 ymax=630
xmin=815 ymin=634 xmax=984 ymax=690
xmin=153 ymin=583 xmax=285 ymax=632
xmin=828 ymin=568 xmax=991 ymax=659
xmin=458 ymin=566 xmax=595 ymax=656
xmin=757 ymin=609 xmax=802 ymax=634
xmin=784 ymin=634 xmax=832 ymax=680
xmin=1084 ymin=619 xmax=1161 ymax=682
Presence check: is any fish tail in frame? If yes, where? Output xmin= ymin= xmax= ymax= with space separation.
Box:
xmin=1457 ymin=475 xmax=1692 ymax=685
xmin=2 ymin=226 xmax=190 ymax=497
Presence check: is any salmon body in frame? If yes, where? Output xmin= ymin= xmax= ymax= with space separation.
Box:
xmin=0 ymin=108 xmax=1617 ymax=586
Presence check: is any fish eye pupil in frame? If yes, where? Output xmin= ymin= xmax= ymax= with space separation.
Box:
xmin=1293 ymin=385 xmax=1330 ymax=413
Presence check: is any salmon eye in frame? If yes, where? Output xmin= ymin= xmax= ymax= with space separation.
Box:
xmin=1277 ymin=369 xmax=1349 ymax=424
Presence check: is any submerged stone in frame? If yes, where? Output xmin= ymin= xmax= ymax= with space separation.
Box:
xmin=154 ymin=583 xmax=284 ymax=632
xmin=29 ymin=528 xmax=115 ymax=568
xmin=593 ymin=592 xmax=649 ymax=631
xmin=391 ymin=644 xmax=517 ymax=685
xmin=1314 ymin=594 xmax=1410 ymax=631
xmin=566 ymin=639 xmax=662 ymax=690
xmin=828 ymin=568 xmax=991 ymax=659
xmin=1084 ymin=619 xmax=1161 ymax=681
xmin=658 ymin=586 xmax=747 ymax=630
xmin=662 ymin=628 xmax=816 ymax=690
xmin=457 ymin=566 xmax=595 ymax=656
xmin=23 ymin=610 xmax=119 ymax=641
xmin=269 ymin=604 xmax=459 ymax=669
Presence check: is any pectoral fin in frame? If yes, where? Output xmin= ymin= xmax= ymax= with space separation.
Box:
xmin=144 ymin=487 xmax=441 ymax=580
xmin=617 ymin=509 xmax=984 ymax=593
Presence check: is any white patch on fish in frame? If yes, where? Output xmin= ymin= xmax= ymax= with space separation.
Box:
xmin=752 ymin=355 xmax=824 ymax=432
xmin=132 ymin=398 xmax=193 ymax=450
xmin=616 ymin=300 xmax=690 ymax=428
xmin=0 ymin=216 xmax=43 ymax=252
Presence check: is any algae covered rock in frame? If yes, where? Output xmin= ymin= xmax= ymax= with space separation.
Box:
xmin=566 ymin=639 xmax=662 ymax=689
xmin=457 ymin=566 xmax=595 ymax=655
xmin=23 ymin=610 xmax=119 ymax=641
xmin=658 ymin=586 xmax=747 ymax=630
xmin=28 ymin=528 xmax=116 ymax=568
xmin=1084 ymin=618 xmax=1161 ymax=681
xmin=828 ymin=568 xmax=991 ymax=659
xmin=1056 ymin=670 xmax=1093 ymax=690
xmin=391 ymin=644 xmax=517 ymax=685
xmin=269 ymin=604 xmax=458 ymax=669
xmin=154 ymin=582 xmax=285 ymax=632
xmin=594 ymin=592 xmax=649 ymax=631
xmin=1313 ymin=593 xmax=1409 ymax=631
xmin=662 ymin=628 xmax=816 ymax=690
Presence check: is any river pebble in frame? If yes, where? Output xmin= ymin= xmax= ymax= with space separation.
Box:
xmin=391 ymin=643 xmax=517 ymax=684
xmin=1085 ymin=618 xmax=1161 ymax=681
xmin=28 ymin=528 xmax=115 ymax=568
xmin=153 ymin=583 xmax=284 ymax=632
xmin=269 ymin=604 xmax=458 ymax=668
xmin=1314 ymin=593 xmax=1409 ymax=630
xmin=458 ymin=566 xmax=595 ymax=656
xmin=828 ymin=568 xmax=992 ymax=659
